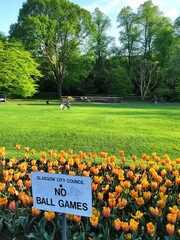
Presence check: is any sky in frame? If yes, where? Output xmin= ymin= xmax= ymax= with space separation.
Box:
xmin=0 ymin=0 xmax=179 ymax=42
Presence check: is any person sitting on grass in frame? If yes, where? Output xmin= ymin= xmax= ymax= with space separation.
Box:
xmin=65 ymin=100 xmax=71 ymax=110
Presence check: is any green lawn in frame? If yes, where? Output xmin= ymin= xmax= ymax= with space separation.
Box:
xmin=0 ymin=100 xmax=179 ymax=161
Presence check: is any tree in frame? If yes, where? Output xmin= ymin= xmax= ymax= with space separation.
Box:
xmin=132 ymin=59 xmax=160 ymax=100
xmin=105 ymin=66 xmax=132 ymax=96
xmin=0 ymin=40 xmax=41 ymax=98
xmin=117 ymin=6 xmax=140 ymax=72
xmin=118 ymin=0 xmax=174 ymax=99
xmin=90 ymin=8 xmax=114 ymax=94
xmin=9 ymin=0 xmax=95 ymax=99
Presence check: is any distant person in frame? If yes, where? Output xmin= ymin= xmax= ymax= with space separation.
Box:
xmin=60 ymin=103 xmax=64 ymax=110
xmin=65 ymin=100 xmax=71 ymax=110
xmin=46 ymin=100 xmax=49 ymax=104
xmin=151 ymin=96 xmax=158 ymax=104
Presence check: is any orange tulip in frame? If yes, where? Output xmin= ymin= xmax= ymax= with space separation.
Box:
xmin=141 ymin=179 xmax=150 ymax=188
xmin=129 ymin=219 xmax=139 ymax=232
xmin=155 ymin=156 xmax=160 ymax=162
xmin=21 ymin=194 xmax=30 ymax=205
xmin=112 ymin=168 xmax=119 ymax=175
xmin=119 ymin=150 xmax=124 ymax=156
xmin=123 ymin=180 xmax=131 ymax=188
xmin=101 ymin=162 xmax=107 ymax=169
xmin=97 ymin=192 xmax=104 ymax=201
xmin=130 ymin=189 xmax=138 ymax=199
xmin=166 ymin=164 xmax=172 ymax=172
xmin=73 ymin=215 xmax=81 ymax=224
xmin=165 ymin=179 xmax=172 ymax=187
xmin=135 ymin=197 xmax=144 ymax=206
xmin=146 ymin=222 xmax=155 ymax=236
xmin=141 ymin=164 xmax=147 ymax=171
xmin=135 ymin=184 xmax=142 ymax=191
xmin=44 ymin=211 xmax=55 ymax=221
xmin=32 ymin=206 xmax=41 ymax=216
xmin=32 ymin=165 xmax=38 ymax=171
xmin=92 ymin=183 xmax=98 ymax=191
xmin=127 ymin=171 xmax=134 ymax=179
xmin=145 ymin=155 xmax=150 ymax=161
xmin=105 ymin=174 xmax=112 ymax=182
xmin=100 ymin=152 xmax=107 ymax=158
xmin=118 ymin=169 xmax=125 ymax=180
xmin=87 ymin=161 xmax=92 ymax=167
xmin=15 ymin=144 xmax=21 ymax=150
xmin=94 ymin=176 xmax=103 ymax=184
xmin=143 ymin=191 xmax=152 ymax=201
xmin=151 ymin=181 xmax=158 ymax=189
xmin=90 ymin=215 xmax=99 ymax=227
xmin=176 ymin=177 xmax=180 ymax=185
xmin=157 ymin=199 xmax=166 ymax=209
xmin=167 ymin=213 xmax=177 ymax=224
xmin=0 ymin=197 xmax=8 ymax=206
xmin=114 ymin=218 xmax=121 ymax=231
xmin=4 ymin=175 xmax=13 ymax=183
xmin=8 ymin=169 xmax=14 ymax=175
xmin=103 ymin=207 xmax=111 ymax=218
xmin=16 ymin=179 xmax=23 ymax=188
xmin=130 ymin=163 xmax=135 ymax=171
xmin=0 ymin=182 xmax=6 ymax=191
xmin=159 ymin=185 xmax=167 ymax=194
xmin=121 ymin=221 xmax=129 ymax=232
xmin=166 ymin=223 xmax=175 ymax=235
xmin=115 ymin=185 xmax=123 ymax=194
xmin=9 ymin=201 xmax=16 ymax=211
xmin=83 ymin=170 xmax=90 ymax=176
xmin=92 ymin=153 xmax=97 ymax=159
xmin=172 ymin=170 xmax=179 ymax=177
xmin=18 ymin=191 xmax=25 ymax=201
xmin=150 ymin=207 xmax=159 ymax=217
xmin=102 ymin=184 xmax=109 ymax=192
xmin=18 ymin=162 xmax=28 ymax=173
xmin=108 ymin=198 xmax=116 ymax=208
xmin=25 ymin=180 xmax=32 ymax=188
xmin=2 ymin=170 xmax=9 ymax=177
xmin=161 ymin=160 xmax=166 ymax=166
xmin=92 ymin=207 xmax=100 ymax=217
xmin=132 ymin=155 xmax=137 ymax=161
xmin=169 ymin=205 xmax=179 ymax=215
xmin=121 ymin=157 xmax=126 ymax=162
xmin=31 ymin=149 xmax=36 ymax=155
xmin=8 ymin=186 xmax=16 ymax=195
xmin=131 ymin=211 xmax=143 ymax=220
xmin=116 ymin=198 xmax=127 ymax=209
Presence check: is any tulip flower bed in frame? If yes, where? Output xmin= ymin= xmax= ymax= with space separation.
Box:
xmin=0 ymin=146 xmax=180 ymax=240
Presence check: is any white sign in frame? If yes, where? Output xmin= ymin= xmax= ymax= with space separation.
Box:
xmin=31 ymin=171 xmax=92 ymax=217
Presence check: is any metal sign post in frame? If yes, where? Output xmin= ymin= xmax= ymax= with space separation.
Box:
xmin=61 ymin=167 xmax=66 ymax=240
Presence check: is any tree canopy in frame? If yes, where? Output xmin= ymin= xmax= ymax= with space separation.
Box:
xmin=9 ymin=0 xmax=96 ymax=99
xmin=0 ymin=40 xmax=41 ymax=98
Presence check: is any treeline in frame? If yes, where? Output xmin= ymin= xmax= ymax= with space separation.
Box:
xmin=0 ymin=0 xmax=179 ymax=101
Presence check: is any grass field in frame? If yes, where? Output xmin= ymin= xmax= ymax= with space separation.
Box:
xmin=0 ymin=100 xmax=179 ymax=161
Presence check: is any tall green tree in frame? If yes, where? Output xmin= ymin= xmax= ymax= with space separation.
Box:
xmin=0 ymin=40 xmax=41 ymax=98
xmin=129 ymin=0 xmax=173 ymax=99
xmin=90 ymin=7 xmax=113 ymax=93
xmin=9 ymin=0 xmax=95 ymax=99
xmin=117 ymin=6 xmax=140 ymax=72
